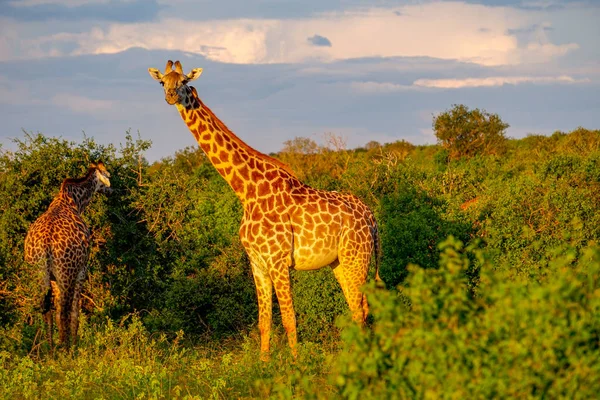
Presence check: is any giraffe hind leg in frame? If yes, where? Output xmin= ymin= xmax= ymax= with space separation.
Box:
xmin=58 ymin=290 xmax=74 ymax=349
xmin=332 ymin=259 xmax=369 ymax=325
xmin=41 ymin=286 xmax=54 ymax=352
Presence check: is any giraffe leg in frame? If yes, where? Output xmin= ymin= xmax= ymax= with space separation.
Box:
xmin=69 ymin=271 xmax=85 ymax=348
xmin=251 ymin=262 xmax=273 ymax=361
xmin=270 ymin=266 xmax=297 ymax=359
xmin=332 ymin=261 xmax=368 ymax=325
xmin=41 ymin=286 xmax=53 ymax=352
xmin=58 ymin=289 xmax=74 ymax=349
xmin=39 ymin=264 xmax=54 ymax=353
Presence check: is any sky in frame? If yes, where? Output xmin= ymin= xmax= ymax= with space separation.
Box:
xmin=0 ymin=0 xmax=598 ymax=161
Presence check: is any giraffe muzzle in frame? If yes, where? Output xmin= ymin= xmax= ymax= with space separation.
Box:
xmin=165 ymin=90 xmax=179 ymax=105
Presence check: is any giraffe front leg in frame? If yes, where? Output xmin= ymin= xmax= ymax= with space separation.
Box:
xmin=251 ymin=262 xmax=273 ymax=361
xmin=270 ymin=265 xmax=298 ymax=359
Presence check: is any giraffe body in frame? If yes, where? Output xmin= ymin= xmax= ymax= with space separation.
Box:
xmin=24 ymin=162 xmax=111 ymax=350
xmin=149 ymin=61 xmax=380 ymax=359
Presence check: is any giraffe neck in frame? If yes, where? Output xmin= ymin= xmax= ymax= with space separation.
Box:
xmin=175 ymin=93 xmax=296 ymax=206
xmin=59 ymin=171 xmax=99 ymax=214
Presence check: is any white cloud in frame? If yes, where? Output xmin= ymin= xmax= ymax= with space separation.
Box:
xmin=413 ymin=75 xmax=589 ymax=88
xmin=51 ymin=93 xmax=113 ymax=114
xmin=0 ymin=1 xmax=584 ymax=67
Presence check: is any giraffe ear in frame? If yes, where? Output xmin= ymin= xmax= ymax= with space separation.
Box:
xmin=186 ymin=68 xmax=203 ymax=82
xmin=148 ymin=68 xmax=163 ymax=81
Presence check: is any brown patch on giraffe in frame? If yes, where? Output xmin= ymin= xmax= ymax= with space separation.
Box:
xmin=265 ymin=170 xmax=277 ymax=181
xmin=202 ymin=133 xmax=211 ymax=141
xmin=265 ymin=212 xmax=278 ymax=224
xmin=271 ymin=178 xmax=284 ymax=191
xmin=219 ymin=150 xmax=229 ymax=163
xmin=322 ymin=213 xmax=332 ymax=224
xmin=248 ymin=158 xmax=256 ymax=169
xmin=232 ymin=151 xmax=243 ymax=166
xmin=251 ymin=207 xmax=263 ymax=222
xmin=255 ymin=160 xmax=265 ymax=173
xmin=226 ymin=142 xmax=233 ymax=152
xmin=238 ymin=165 xmax=250 ymax=181
xmin=306 ymin=202 xmax=318 ymax=214
xmin=211 ymin=156 xmax=221 ymax=165
xmin=251 ymin=171 xmax=264 ymax=182
xmin=257 ymin=181 xmax=271 ymax=197
xmin=246 ymin=183 xmax=256 ymax=199
xmin=230 ymin=173 xmax=244 ymax=193
xmin=215 ymin=132 xmax=224 ymax=147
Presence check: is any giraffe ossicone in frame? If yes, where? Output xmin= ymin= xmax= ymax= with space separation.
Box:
xmin=149 ymin=60 xmax=381 ymax=360
xmin=24 ymin=161 xmax=111 ymax=351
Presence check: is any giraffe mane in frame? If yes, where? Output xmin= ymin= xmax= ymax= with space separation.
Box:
xmin=61 ymin=168 xmax=94 ymax=187
xmin=188 ymin=88 xmax=298 ymax=178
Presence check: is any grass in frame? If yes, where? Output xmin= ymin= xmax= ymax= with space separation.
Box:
xmin=0 ymin=314 xmax=338 ymax=399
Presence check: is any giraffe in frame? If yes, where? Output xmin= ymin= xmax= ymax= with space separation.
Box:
xmin=24 ymin=161 xmax=111 ymax=350
xmin=148 ymin=60 xmax=381 ymax=360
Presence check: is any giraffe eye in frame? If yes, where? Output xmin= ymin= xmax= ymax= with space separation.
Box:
xmin=160 ymin=82 xmax=164 ymax=86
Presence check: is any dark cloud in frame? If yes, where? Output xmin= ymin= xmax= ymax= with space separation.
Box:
xmin=507 ymin=24 xmax=553 ymax=35
xmin=0 ymin=0 xmax=162 ymax=22
xmin=307 ymin=35 xmax=332 ymax=47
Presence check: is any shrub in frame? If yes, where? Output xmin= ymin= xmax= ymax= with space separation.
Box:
xmin=333 ymin=237 xmax=600 ymax=399
xmin=434 ymin=104 xmax=508 ymax=160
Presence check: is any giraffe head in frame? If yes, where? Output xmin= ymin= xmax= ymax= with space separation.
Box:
xmin=91 ymin=161 xmax=111 ymax=191
xmin=148 ymin=60 xmax=203 ymax=106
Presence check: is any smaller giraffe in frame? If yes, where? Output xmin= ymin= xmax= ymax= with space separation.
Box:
xmin=24 ymin=161 xmax=111 ymax=350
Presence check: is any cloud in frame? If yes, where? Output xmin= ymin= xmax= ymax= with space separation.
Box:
xmin=1 ymin=0 xmax=161 ymax=22
xmin=8 ymin=0 xmax=112 ymax=7
xmin=350 ymin=81 xmax=418 ymax=93
xmin=413 ymin=75 xmax=589 ymax=89
xmin=307 ymin=34 xmax=332 ymax=47
xmin=51 ymin=93 xmax=113 ymax=114
xmin=0 ymin=1 xmax=585 ymax=67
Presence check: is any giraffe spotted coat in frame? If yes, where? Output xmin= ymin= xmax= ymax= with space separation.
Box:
xmin=24 ymin=162 xmax=111 ymax=349
xmin=149 ymin=61 xmax=381 ymax=360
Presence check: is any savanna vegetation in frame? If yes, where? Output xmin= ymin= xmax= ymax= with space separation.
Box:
xmin=1 ymin=105 xmax=599 ymax=398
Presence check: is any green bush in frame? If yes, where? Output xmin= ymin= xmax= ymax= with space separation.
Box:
xmin=433 ymin=104 xmax=509 ymax=160
xmin=333 ymin=237 xmax=600 ymax=399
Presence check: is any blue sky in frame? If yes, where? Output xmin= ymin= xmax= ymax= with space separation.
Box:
xmin=1 ymin=0 xmax=598 ymax=161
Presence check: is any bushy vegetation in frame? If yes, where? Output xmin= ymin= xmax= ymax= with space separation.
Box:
xmin=1 ymin=115 xmax=599 ymax=398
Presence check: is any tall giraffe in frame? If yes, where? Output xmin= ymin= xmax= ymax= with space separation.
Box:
xmin=149 ymin=60 xmax=380 ymax=359
xmin=24 ymin=161 xmax=111 ymax=350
